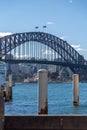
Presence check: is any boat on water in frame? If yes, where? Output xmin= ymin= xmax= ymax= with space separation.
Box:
xmin=0 ymin=61 xmax=7 ymax=86
xmin=24 ymin=76 xmax=38 ymax=83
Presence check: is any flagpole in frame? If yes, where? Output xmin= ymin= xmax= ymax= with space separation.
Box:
xmin=35 ymin=26 xmax=39 ymax=32
xmin=43 ymin=25 xmax=47 ymax=32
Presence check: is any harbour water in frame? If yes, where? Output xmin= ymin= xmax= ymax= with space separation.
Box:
xmin=5 ymin=82 xmax=87 ymax=115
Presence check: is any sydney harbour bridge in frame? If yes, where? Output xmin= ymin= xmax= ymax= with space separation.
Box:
xmin=0 ymin=31 xmax=87 ymax=80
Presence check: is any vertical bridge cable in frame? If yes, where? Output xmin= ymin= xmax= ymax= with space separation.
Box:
xmin=33 ymin=41 xmax=35 ymax=59
xmin=40 ymin=43 xmax=42 ymax=60
xmin=45 ymin=45 xmax=48 ymax=59
xmin=35 ymin=42 xmax=37 ymax=60
xmin=14 ymin=47 xmax=16 ymax=59
xmin=29 ymin=41 xmax=31 ymax=59
xmin=25 ymin=42 xmax=28 ymax=59
xmin=22 ymin=43 xmax=25 ymax=59
xmin=18 ymin=44 xmax=20 ymax=59
xmin=26 ymin=42 xmax=29 ymax=59
xmin=35 ymin=42 xmax=38 ymax=60
xmin=38 ymin=42 xmax=40 ymax=60
xmin=44 ymin=44 xmax=46 ymax=60
xmin=38 ymin=42 xmax=39 ymax=60
xmin=28 ymin=42 xmax=30 ymax=59
xmin=32 ymin=41 xmax=33 ymax=58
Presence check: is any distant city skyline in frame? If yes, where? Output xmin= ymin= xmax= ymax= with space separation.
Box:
xmin=0 ymin=0 xmax=87 ymax=59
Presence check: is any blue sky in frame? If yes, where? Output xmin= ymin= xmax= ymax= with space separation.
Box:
xmin=0 ymin=0 xmax=87 ymax=59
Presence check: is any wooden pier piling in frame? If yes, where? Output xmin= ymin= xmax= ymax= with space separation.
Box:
xmin=0 ymin=86 xmax=4 ymax=130
xmin=72 ymin=74 xmax=79 ymax=106
xmin=5 ymin=81 xmax=10 ymax=101
xmin=0 ymin=85 xmax=4 ymax=97
xmin=38 ymin=69 xmax=48 ymax=114
xmin=8 ymin=74 xmax=12 ymax=99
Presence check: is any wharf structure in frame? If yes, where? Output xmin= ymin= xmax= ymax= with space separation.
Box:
xmin=0 ymin=31 xmax=87 ymax=129
xmin=0 ymin=70 xmax=87 ymax=130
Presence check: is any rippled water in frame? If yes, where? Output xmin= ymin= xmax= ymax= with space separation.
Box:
xmin=5 ymin=82 xmax=87 ymax=115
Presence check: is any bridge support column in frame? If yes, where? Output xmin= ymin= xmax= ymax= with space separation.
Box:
xmin=0 ymin=86 xmax=4 ymax=130
xmin=8 ymin=74 xmax=12 ymax=100
xmin=72 ymin=74 xmax=79 ymax=106
xmin=38 ymin=69 xmax=48 ymax=114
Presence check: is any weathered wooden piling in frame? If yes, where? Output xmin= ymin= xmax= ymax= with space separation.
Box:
xmin=72 ymin=74 xmax=79 ymax=106
xmin=8 ymin=74 xmax=12 ymax=99
xmin=38 ymin=69 xmax=48 ymax=114
xmin=0 ymin=85 xmax=4 ymax=97
xmin=0 ymin=86 xmax=4 ymax=130
xmin=5 ymin=81 xmax=10 ymax=101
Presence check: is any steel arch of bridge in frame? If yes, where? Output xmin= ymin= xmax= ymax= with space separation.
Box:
xmin=0 ymin=31 xmax=87 ymax=67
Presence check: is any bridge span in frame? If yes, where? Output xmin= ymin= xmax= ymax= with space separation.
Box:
xmin=0 ymin=31 xmax=87 ymax=80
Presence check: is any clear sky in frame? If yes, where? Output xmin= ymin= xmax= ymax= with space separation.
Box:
xmin=0 ymin=0 xmax=87 ymax=59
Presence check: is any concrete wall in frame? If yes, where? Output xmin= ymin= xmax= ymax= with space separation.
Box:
xmin=4 ymin=115 xmax=87 ymax=130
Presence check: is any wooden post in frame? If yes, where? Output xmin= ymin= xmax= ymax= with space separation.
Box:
xmin=0 ymin=85 xmax=4 ymax=97
xmin=72 ymin=74 xmax=79 ymax=106
xmin=38 ymin=69 xmax=48 ymax=114
xmin=0 ymin=85 xmax=4 ymax=130
xmin=9 ymin=74 xmax=12 ymax=99
xmin=5 ymin=81 xmax=10 ymax=101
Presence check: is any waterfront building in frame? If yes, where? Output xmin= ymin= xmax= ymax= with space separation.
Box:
xmin=48 ymin=65 xmax=56 ymax=73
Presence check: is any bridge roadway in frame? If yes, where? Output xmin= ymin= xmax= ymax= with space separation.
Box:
xmin=1 ymin=59 xmax=87 ymax=69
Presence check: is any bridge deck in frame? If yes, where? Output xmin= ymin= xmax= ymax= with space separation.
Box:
xmin=4 ymin=115 xmax=87 ymax=130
